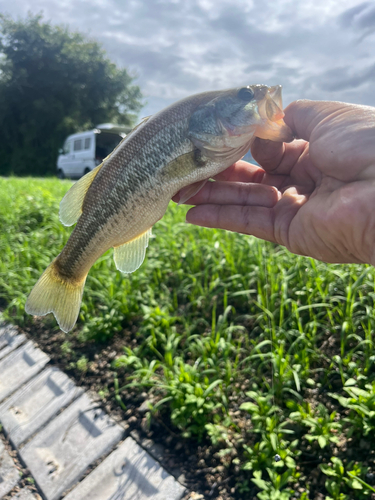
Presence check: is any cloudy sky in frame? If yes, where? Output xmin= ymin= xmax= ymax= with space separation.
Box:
xmin=1 ymin=0 xmax=375 ymax=118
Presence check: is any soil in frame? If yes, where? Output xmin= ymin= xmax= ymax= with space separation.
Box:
xmin=1 ymin=432 xmax=42 ymax=499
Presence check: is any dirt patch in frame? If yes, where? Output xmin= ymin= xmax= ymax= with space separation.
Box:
xmin=0 ymin=431 xmax=42 ymax=499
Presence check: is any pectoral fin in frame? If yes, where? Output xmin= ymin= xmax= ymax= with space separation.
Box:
xmin=177 ymin=180 xmax=208 ymax=205
xmin=59 ymin=163 xmax=103 ymax=226
xmin=113 ymin=228 xmax=152 ymax=274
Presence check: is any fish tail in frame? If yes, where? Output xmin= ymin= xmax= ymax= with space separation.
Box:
xmin=25 ymin=259 xmax=86 ymax=333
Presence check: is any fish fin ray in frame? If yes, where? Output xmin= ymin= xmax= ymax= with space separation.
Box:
xmin=194 ymin=140 xmax=253 ymax=164
xmin=177 ymin=180 xmax=208 ymax=205
xmin=59 ymin=163 xmax=103 ymax=226
xmin=125 ymin=116 xmax=152 ymax=138
xmin=59 ymin=117 xmax=152 ymax=228
xmin=191 ymin=137 xmax=253 ymax=162
xmin=113 ymin=228 xmax=152 ymax=274
xmin=25 ymin=260 xmax=86 ymax=333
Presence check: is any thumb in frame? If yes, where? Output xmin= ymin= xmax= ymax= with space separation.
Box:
xmin=283 ymin=99 xmax=348 ymax=141
xmin=251 ymin=99 xmax=356 ymax=173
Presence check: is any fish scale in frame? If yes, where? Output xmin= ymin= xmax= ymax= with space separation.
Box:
xmin=26 ymin=84 xmax=293 ymax=333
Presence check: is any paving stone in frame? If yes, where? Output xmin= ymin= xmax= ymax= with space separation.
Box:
xmin=0 ymin=439 xmax=20 ymax=497
xmin=64 ymin=436 xmax=185 ymax=500
xmin=12 ymin=488 xmax=40 ymax=499
xmin=0 ymin=323 xmax=26 ymax=360
xmin=0 ymin=341 xmax=50 ymax=403
xmin=0 ymin=366 xmax=83 ymax=447
xmin=130 ymin=429 xmax=165 ymax=463
xmin=20 ymin=393 xmax=124 ymax=500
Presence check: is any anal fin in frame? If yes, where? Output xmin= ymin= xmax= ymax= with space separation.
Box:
xmin=113 ymin=228 xmax=152 ymax=274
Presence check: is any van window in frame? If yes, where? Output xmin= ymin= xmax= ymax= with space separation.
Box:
xmin=95 ymin=133 xmax=123 ymax=162
xmin=84 ymin=138 xmax=91 ymax=150
xmin=63 ymin=141 xmax=70 ymax=154
xmin=74 ymin=139 xmax=82 ymax=151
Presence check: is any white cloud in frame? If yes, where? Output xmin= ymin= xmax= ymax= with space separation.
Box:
xmin=0 ymin=0 xmax=374 ymax=117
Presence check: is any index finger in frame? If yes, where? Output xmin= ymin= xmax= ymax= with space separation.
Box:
xmin=251 ymin=138 xmax=307 ymax=174
xmin=213 ymin=160 xmax=265 ymax=182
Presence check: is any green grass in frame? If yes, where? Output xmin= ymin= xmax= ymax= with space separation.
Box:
xmin=2 ymin=176 xmax=375 ymax=499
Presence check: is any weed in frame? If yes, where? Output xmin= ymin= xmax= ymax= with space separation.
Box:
xmin=289 ymin=403 xmax=342 ymax=448
xmin=330 ymin=379 xmax=375 ymax=437
xmin=320 ymin=457 xmax=375 ymax=499
xmin=76 ymin=355 xmax=88 ymax=373
xmin=3 ymin=177 xmax=375 ymax=498
xmin=251 ymin=469 xmax=296 ymax=499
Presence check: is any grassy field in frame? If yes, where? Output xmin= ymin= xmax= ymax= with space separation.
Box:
xmin=2 ymin=177 xmax=375 ymax=499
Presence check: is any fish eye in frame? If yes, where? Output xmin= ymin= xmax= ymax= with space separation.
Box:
xmin=237 ymin=87 xmax=254 ymax=102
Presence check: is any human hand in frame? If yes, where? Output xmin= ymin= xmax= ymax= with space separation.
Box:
xmin=176 ymin=100 xmax=375 ymax=265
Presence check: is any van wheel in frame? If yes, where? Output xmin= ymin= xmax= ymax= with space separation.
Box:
xmin=57 ymin=169 xmax=65 ymax=179
xmin=84 ymin=167 xmax=91 ymax=175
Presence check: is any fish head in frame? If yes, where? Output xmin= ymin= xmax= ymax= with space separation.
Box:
xmin=188 ymin=84 xmax=293 ymax=160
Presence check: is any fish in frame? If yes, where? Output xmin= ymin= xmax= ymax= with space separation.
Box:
xmin=25 ymin=84 xmax=293 ymax=333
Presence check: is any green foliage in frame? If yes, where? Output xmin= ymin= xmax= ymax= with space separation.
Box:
xmin=320 ymin=457 xmax=375 ymax=499
xmin=115 ymin=345 xmax=227 ymax=438
xmin=238 ymin=389 xmax=301 ymax=497
xmin=4 ymin=178 xmax=375 ymax=498
xmin=76 ymin=355 xmax=89 ymax=372
xmin=60 ymin=341 xmax=73 ymax=356
xmin=251 ymin=469 xmax=295 ymax=500
xmin=289 ymin=402 xmax=342 ymax=448
xmin=205 ymin=418 xmax=235 ymax=446
xmin=242 ymin=436 xmax=298 ymax=473
xmin=240 ymin=391 xmax=281 ymax=434
xmin=0 ymin=13 xmax=142 ymax=176
xmin=330 ymin=379 xmax=375 ymax=437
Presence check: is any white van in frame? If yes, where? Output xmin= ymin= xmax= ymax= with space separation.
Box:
xmin=56 ymin=123 xmax=132 ymax=179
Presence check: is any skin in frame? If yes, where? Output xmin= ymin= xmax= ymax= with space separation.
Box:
xmin=174 ymin=100 xmax=375 ymax=266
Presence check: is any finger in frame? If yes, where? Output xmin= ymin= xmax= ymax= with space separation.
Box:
xmin=252 ymin=99 xmax=354 ymax=175
xmin=172 ymin=161 xmax=267 ymax=204
xmin=286 ymin=100 xmax=375 ymax=181
xmin=283 ymin=99 xmax=356 ymax=142
xmin=213 ymin=161 xmax=265 ymax=183
xmin=175 ymin=181 xmax=280 ymax=207
xmin=251 ymin=137 xmax=307 ymax=174
xmin=186 ymin=204 xmax=276 ymax=243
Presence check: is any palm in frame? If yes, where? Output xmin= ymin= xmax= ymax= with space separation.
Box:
xmin=272 ymin=157 xmax=372 ymax=263
xmin=182 ymin=100 xmax=375 ymax=266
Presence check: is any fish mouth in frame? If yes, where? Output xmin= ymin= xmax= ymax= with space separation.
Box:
xmin=252 ymin=84 xmax=284 ymax=121
xmin=268 ymin=85 xmax=283 ymax=113
xmin=255 ymin=85 xmax=294 ymax=143
xmin=262 ymin=85 xmax=284 ymax=122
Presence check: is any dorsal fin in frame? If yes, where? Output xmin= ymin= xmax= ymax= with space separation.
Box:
xmin=127 ymin=116 xmax=151 ymax=136
xmin=59 ymin=163 xmax=103 ymax=226
xmin=59 ymin=116 xmax=152 ymax=227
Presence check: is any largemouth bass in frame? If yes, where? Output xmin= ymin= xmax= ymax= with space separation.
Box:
xmin=26 ymin=84 xmax=293 ymax=332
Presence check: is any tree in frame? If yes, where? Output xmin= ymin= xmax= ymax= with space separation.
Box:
xmin=0 ymin=13 xmax=143 ymax=176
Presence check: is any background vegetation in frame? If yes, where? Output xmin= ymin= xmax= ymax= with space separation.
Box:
xmin=2 ymin=177 xmax=375 ymax=499
xmin=0 ymin=13 xmax=143 ymax=176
